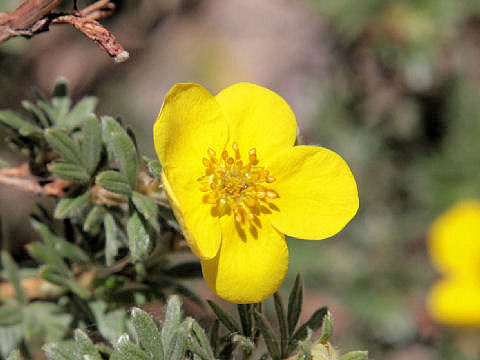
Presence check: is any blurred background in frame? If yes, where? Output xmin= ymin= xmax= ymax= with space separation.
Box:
xmin=1 ymin=0 xmax=480 ymax=359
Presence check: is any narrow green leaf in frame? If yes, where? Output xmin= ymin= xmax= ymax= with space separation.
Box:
xmin=161 ymin=296 xmax=182 ymax=342
xmin=191 ymin=320 xmax=215 ymax=360
xmin=52 ymin=96 xmax=71 ymax=123
xmin=37 ymin=100 xmax=55 ymax=125
xmin=165 ymin=328 xmax=187 ymax=360
xmin=54 ymin=191 xmax=90 ymax=219
xmin=43 ymin=341 xmax=78 ymax=360
xmin=0 ymin=251 xmax=26 ymax=305
xmin=147 ymin=159 xmax=162 ymax=178
xmin=0 ymin=110 xmax=29 ymax=130
xmin=102 ymin=116 xmax=128 ymax=161
xmin=274 ymin=292 xmax=288 ymax=358
xmin=31 ymin=219 xmax=89 ymax=263
xmin=131 ymin=191 xmax=157 ymax=220
xmin=62 ymin=97 xmax=97 ymax=129
xmin=45 ymin=129 xmax=82 ymax=164
xmin=81 ymin=114 xmax=102 ymax=174
xmin=340 ymin=351 xmax=369 ymax=360
xmin=208 ymin=319 xmax=219 ymax=356
xmin=103 ymin=212 xmax=118 ymax=266
xmin=207 ymin=300 xmax=240 ymax=333
xmin=48 ymin=162 xmax=90 ymax=183
xmin=318 ymin=311 xmax=334 ymax=344
xmin=237 ymin=304 xmax=252 ymax=337
xmin=52 ymin=78 xmax=69 ymax=98
xmin=287 ymin=274 xmax=303 ymax=336
xmin=291 ymin=306 xmax=329 ymax=344
xmin=6 ymin=349 xmax=21 ymax=360
xmin=113 ymin=343 xmax=150 ymax=360
xmin=131 ymin=308 xmax=163 ymax=360
xmin=83 ymin=205 xmax=104 ymax=232
xmin=163 ymin=261 xmax=201 ymax=279
xmin=232 ymin=334 xmax=255 ymax=353
xmin=22 ymin=100 xmax=50 ymax=127
xmin=254 ymin=310 xmax=281 ymax=360
xmin=0 ymin=305 xmax=23 ymax=325
xmin=127 ymin=212 xmax=151 ymax=263
xmin=26 ymin=243 xmax=69 ymax=274
xmin=89 ymin=301 xmax=128 ymax=344
xmin=74 ymin=329 xmax=102 ymax=360
xmin=0 ymin=324 xmax=23 ymax=359
xmin=111 ymin=132 xmax=137 ymax=189
xmin=40 ymin=265 xmax=90 ymax=298
xmin=96 ymin=170 xmax=132 ymax=196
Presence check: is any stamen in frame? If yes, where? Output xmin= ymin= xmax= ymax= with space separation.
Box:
xmin=198 ymin=144 xmax=278 ymax=223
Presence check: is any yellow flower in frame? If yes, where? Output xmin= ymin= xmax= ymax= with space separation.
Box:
xmin=153 ymin=83 xmax=358 ymax=303
xmin=427 ymin=200 xmax=480 ymax=326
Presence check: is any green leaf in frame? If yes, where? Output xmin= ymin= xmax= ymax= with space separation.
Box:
xmin=291 ymin=306 xmax=329 ymax=345
xmin=96 ymin=170 xmax=132 ymax=196
xmin=318 ymin=311 xmax=334 ymax=344
xmin=207 ymin=300 xmax=240 ymax=334
xmin=237 ymin=304 xmax=253 ymax=337
xmin=26 ymin=243 xmax=69 ymax=274
xmin=103 ymin=212 xmax=118 ymax=266
xmin=102 ymin=116 xmax=128 ymax=161
xmin=74 ymin=329 xmax=102 ymax=360
xmin=287 ymin=274 xmax=303 ymax=336
xmin=43 ymin=341 xmax=78 ymax=360
xmin=54 ymin=191 xmax=90 ymax=219
xmin=89 ymin=301 xmax=128 ymax=344
xmin=83 ymin=205 xmax=104 ymax=232
xmin=0 ymin=110 xmax=41 ymax=136
xmin=45 ymin=129 xmax=82 ymax=164
xmin=127 ymin=212 xmax=151 ymax=263
xmin=131 ymin=191 xmax=157 ymax=220
xmin=6 ymin=349 xmax=21 ymax=360
xmin=0 ymin=251 xmax=26 ymax=305
xmin=52 ymin=78 xmax=69 ymax=98
xmin=0 ymin=324 xmax=23 ymax=359
xmin=190 ymin=320 xmax=215 ymax=360
xmin=273 ymin=292 xmax=288 ymax=358
xmin=111 ymin=132 xmax=137 ymax=189
xmin=62 ymin=97 xmax=97 ymax=129
xmin=23 ymin=302 xmax=72 ymax=342
xmin=340 ymin=351 xmax=369 ymax=360
xmin=161 ymin=295 xmax=182 ymax=349
xmin=162 ymin=261 xmax=201 ymax=279
xmin=147 ymin=159 xmax=162 ymax=178
xmin=40 ymin=265 xmax=90 ymax=298
xmin=131 ymin=308 xmax=163 ymax=360
xmin=113 ymin=343 xmax=150 ymax=360
xmin=22 ymin=100 xmax=50 ymax=127
xmin=81 ymin=114 xmax=102 ymax=174
xmin=48 ymin=163 xmax=90 ymax=183
xmin=254 ymin=310 xmax=281 ymax=360
xmin=164 ymin=328 xmax=187 ymax=360
xmin=0 ymin=305 xmax=23 ymax=325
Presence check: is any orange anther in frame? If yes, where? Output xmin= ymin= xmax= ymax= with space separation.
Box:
xmin=266 ymin=176 xmax=276 ymax=183
xmin=202 ymin=158 xmax=210 ymax=167
xmin=256 ymin=191 xmax=266 ymax=199
xmin=210 ymin=183 xmax=217 ymax=190
xmin=222 ymin=150 xmax=228 ymax=160
xmin=208 ymin=148 xmax=216 ymax=158
xmin=246 ymin=198 xmax=257 ymax=207
xmin=227 ymin=157 xmax=234 ymax=165
xmin=234 ymin=212 xmax=242 ymax=222
xmin=266 ymin=191 xmax=278 ymax=199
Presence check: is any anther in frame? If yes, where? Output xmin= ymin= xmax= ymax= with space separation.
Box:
xmin=202 ymin=158 xmax=210 ymax=167
xmin=208 ymin=148 xmax=216 ymax=158
xmin=222 ymin=150 xmax=228 ymax=160
xmin=266 ymin=190 xmax=278 ymax=199
xmin=266 ymin=176 xmax=276 ymax=183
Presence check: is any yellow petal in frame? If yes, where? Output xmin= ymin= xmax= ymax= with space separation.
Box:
xmin=201 ymin=215 xmax=288 ymax=304
xmin=215 ymin=83 xmax=297 ymax=161
xmin=428 ymin=200 xmax=480 ymax=274
xmin=154 ymin=83 xmax=228 ymax=174
xmin=428 ymin=275 xmax=480 ymax=326
xmin=268 ymin=145 xmax=358 ymax=240
xmin=162 ymin=169 xmax=221 ymax=260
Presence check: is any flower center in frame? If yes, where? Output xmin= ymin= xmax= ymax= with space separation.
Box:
xmin=198 ymin=142 xmax=278 ymax=223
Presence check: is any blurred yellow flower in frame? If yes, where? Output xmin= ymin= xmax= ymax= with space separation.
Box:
xmin=427 ymin=200 xmax=480 ymax=326
xmin=153 ymin=83 xmax=358 ymax=303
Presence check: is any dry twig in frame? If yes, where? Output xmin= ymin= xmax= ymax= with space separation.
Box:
xmin=0 ymin=163 xmax=71 ymax=197
xmin=0 ymin=0 xmax=129 ymax=62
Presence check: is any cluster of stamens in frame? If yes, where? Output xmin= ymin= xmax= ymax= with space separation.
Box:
xmin=198 ymin=143 xmax=278 ymax=223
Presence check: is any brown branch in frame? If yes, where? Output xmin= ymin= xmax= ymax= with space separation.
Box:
xmin=0 ymin=163 xmax=70 ymax=197
xmin=0 ymin=0 xmax=129 ymax=63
